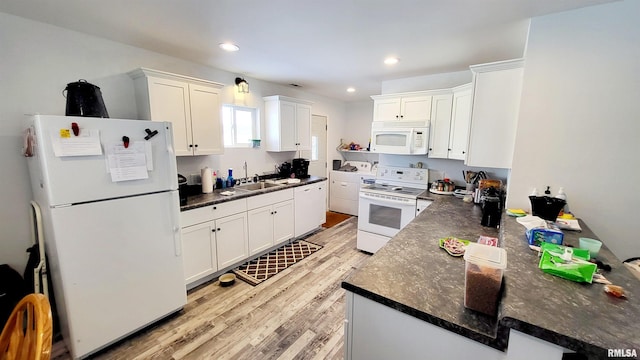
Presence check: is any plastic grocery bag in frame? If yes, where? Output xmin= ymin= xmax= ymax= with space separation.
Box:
xmin=538 ymin=243 xmax=597 ymax=283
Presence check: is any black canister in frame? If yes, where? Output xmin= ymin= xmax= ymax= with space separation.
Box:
xmin=481 ymin=196 xmax=501 ymax=227
xmin=64 ymin=79 xmax=110 ymax=118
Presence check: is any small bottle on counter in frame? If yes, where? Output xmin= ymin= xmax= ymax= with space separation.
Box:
xmin=556 ymin=187 xmax=569 ymax=214
xmin=226 ymin=168 xmax=234 ymax=188
xmin=215 ymin=170 xmax=223 ymax=189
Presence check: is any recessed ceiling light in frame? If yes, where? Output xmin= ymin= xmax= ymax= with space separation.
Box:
xmin=347 ymin=87 xmax=356 ymax=93
xmin=384 ymin=57 xmax=399 ymax=65
xmin=219 ymin=43 xmax=240 ymax=52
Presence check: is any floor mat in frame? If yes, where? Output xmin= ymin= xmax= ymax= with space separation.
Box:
xmin=233 ymin=240 xmax=323 ymax=286
xmin=322 ymin=211 xmax=352 ymax=228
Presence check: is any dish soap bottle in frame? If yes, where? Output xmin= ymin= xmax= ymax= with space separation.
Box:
xmin=215 ymin=170 xmax=223 ymax=189
xmin=556 ymin=187 xmax=568 ymax=214
xmin=226 ymin=168 xmax=234 ymax=188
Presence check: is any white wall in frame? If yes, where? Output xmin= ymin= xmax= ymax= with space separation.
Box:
xmin=508 ymin=0 xmax=640 ymax=258
xmin=0 ymin=12 xmax=347 ymax=272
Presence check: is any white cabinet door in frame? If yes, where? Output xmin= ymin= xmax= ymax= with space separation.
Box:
xmin=295 ymin=182 xmax=326 ymax=238
xmin=279 ymin=100 xmax=297 ymax=151
xmin=428 ymin=94 xmax=453 ymax=159
xmin=146 ymin=77 xmax=192 ymax=156
xmin=400 ymin=95 xmax=432 ymax=122
xmin=181 ymin=221 xmax=217 ymax=284
xmin=273 ymin=200 xmax=295 ymax=245
xmin=189 ymin=83 xmax=223 ymax=155
xmin=467 ymin=60 xmax=524 ymax=168
xmin=317 ymin=181 xmax=327 ymax=225
xmin=449 ymin=85 xmax=472 ymax=160
xmin=130 ymin=68 xmax=224 ymax=157
xmin=216 ymin=212 xmax=249 ymax=269
xmin=264 ymin=96 xmax=314 ymax=152
xmin=372 ymin=95 xmax=432 ymax=122
xmin=373 ymin=97 xmax=402 ymax=122
xmin=248 ymin=205 xmax=275 ymax=256
xmin=295 ymin=103 xmax=312 ymax=150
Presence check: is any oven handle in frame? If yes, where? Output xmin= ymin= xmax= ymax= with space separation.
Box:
xmin=359 ymin=192 xmax=414 ymax=206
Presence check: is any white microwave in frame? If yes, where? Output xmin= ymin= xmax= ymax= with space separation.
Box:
xmin=370 ymin=124 xmax=429 ymax=155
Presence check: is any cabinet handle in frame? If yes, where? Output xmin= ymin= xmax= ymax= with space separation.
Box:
xmin=271 ymin=211 xmax=274 ymax=215
xmin=395 ymin=115 xmax=399 ymax=119
xmin=212 ymin=229 xmax=216 ymax=232
xmin=217 ymin=228 xmax=221 ymax=231
xmin=462 ymin=151 xmax=466 ymax=154
xmin=400 ymin=115 xmax=404 ymax=118
xmin=189 ymin=144 xmax=193 ymax=148
xmin=194 ymin=144 xmax=198 ymax=148
xmin=448 ymin=148 xmax=451 ymax=151
xmin=274 ymin=211 xmax=277 ymax=214
xmin=213 ymin=206 xmax=217 ymax=210
xmin=429 ymin=148 xmax=433 ymax=151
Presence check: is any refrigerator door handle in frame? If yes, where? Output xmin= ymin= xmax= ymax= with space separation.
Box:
xmin=173 ymin=225 xmax=182 ymax=257
xmin=164 ymin=124 xmax=175 ymax=155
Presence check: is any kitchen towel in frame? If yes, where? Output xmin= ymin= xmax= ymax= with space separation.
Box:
xmin=201 ymin=167 xmax=213 ymax=193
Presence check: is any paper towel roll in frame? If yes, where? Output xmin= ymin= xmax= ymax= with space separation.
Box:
xmin=201 ymin=167 xmax=213 ymax=193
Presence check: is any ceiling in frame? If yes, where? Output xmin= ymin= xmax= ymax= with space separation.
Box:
xmin=0 ymin=0 xmax=615 ymax=102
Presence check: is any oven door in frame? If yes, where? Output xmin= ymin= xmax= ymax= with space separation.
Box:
xmin=358 ymin=191 xmax=417 ymax=237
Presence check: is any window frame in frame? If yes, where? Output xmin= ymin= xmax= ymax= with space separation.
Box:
xmin=221 ymin=104 xmax=260 ymax=148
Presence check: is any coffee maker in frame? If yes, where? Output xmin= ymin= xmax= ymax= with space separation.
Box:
xmin=481 ymin=187 xmax=503 ymax=227
xmin=292 ymin=158 xmax=310 ymax=179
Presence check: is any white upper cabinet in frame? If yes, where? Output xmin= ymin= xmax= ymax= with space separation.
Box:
xmin=129 ymin=68 xmax=224 ymax=156
xmin=264 ymin=95 xmax=313 ymax=152
xmin=427 ymin=93 xmax=454 ymax=158
xmin=448 ymin=84 xmax=473 ymax=160
xmin=371 ymin=93 xmax=432 ymax=123
xmin=466 ymin=59 xmax=524 ymax=168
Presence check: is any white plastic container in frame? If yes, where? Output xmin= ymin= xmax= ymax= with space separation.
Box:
xmin=463 ymin=243 xmax=507 ymax=316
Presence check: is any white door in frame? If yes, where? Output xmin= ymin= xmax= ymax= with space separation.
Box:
xmin=147 ymin=77 xmax=192 ymax=156
xmin=248 ymin=206 xmax=274 ymax=255
xmin=189 ymin=84 xmax=223 ymax=155
xmin=373 ymin=98 xmax=401 ymax=121
xmin=400 ymin=95 xmax=432 ymax=121
xmin=30 ymin=115 xmax=177 ymax=206
xmin=273 ymin=200 xmax=294 ymax=245
xmin=181 ymin=221 xmax=217 ymax=284
xmin=47 ymin=191 xmax=185 ymax=358
xmin=216 ymin=212 xmax=249 ymax=269
xmin=302 ymin=115 xmax=327 ymax=178
xmin=296 ymin=104 xmax=312 ymax=150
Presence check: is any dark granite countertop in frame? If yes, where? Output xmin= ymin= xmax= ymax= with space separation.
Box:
xmin=180 ymin=176 xmax=327 ymax=211
xmin=342 ymin=195 xmax=640 ymax=358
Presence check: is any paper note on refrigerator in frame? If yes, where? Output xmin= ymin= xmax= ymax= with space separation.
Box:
xmin=107 ymin=141 xmax=150 ymax=182
xmin=51 ymin=130 xmax=102 ymax=157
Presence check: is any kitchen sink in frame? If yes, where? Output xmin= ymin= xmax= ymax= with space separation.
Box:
xmin=236 ymin=181 xmax=284 ymax=191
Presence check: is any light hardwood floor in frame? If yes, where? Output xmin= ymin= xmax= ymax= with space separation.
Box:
xmin=52 ymin=217 xmax=367 ymax=360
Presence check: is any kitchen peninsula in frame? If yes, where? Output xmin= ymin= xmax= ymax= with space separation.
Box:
xmin=342 ymin=195 xmax=640 ymax=359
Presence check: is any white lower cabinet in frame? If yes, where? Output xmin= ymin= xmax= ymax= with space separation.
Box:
xmin=247 ymin=200 xmax=294 ymax=255
xmin=247 ymin=189 xmax=295 ymax=256
xmin=181 ymin=221 xmax=217 ymax=285
xmin=215 ymin=212 xmax=249 ymax=269
xmin=294 ymin=181 xmax=327 ymax=237
xmin=181 ymin=182 xmax=325 ymax=288
xmin=180 ymin=199 xmax=247 ymax=288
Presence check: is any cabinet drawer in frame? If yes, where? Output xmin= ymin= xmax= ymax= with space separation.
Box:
xmin=181 ymin=199 xmax=247 ymax=227
xmin=247 ymin=188 xmax=294 ymax=210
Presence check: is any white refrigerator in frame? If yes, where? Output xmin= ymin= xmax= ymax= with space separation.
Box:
xmin=26 ymin=115 xmax=186 ymax=359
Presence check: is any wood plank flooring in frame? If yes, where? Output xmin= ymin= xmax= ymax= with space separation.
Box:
xmin=52 ymin=217 xmax=367 ymax=360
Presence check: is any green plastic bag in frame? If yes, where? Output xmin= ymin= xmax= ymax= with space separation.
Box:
xmin=538 ymin=243 xmax=597 ymax=283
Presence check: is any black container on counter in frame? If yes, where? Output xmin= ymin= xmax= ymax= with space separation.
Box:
xmin=529 ymin=196 xmax=566 ymax=221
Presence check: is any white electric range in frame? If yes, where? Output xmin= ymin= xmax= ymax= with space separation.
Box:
xmin=357 ymin=165 xmax=432 ymax=253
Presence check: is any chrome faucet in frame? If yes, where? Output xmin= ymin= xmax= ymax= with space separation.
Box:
xmin=243 ymin=161 xmax=248 ymax=181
